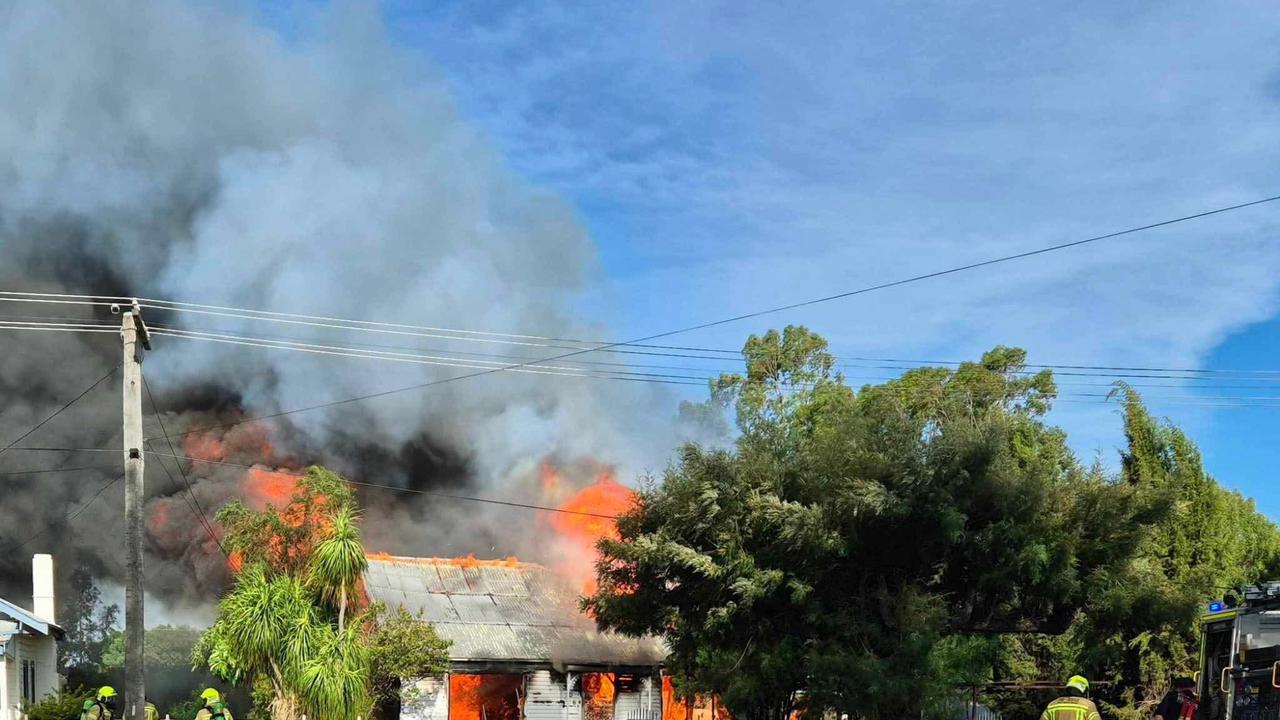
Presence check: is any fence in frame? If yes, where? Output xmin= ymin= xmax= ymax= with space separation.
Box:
xmin=934 ymin=698 xmax=1001 ymax=720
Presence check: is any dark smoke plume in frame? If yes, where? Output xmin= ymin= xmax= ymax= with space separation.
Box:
xmin=0 ymin=1 xmax=681 ymax=616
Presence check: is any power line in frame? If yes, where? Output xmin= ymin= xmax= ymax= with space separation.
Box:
xmin=2 ymin=474 xmax=122 ymax=553
xmin=105 ymin=193 xmax=1280 ymax=353
xmin=147 ymin=328 xmax=1280 ymax=400
xmin=13 ymin=293 xmax=1280 ymax=381
xmin=0 ymin=321 xmax=118 ymax=334
xmin=142 ymin=376 xmax=227 ymax=556
xmin=0 ymin=445 xmax=627 ymax=512
xmin=344 ymin=478 xmax=623 ymax=520
xmin=839 ymin=356 xmax=1280 ymax=378
xmin=0 ymin=364 xmax=120 ymax=461
xmin=147 ymin=320 xmax=1280 ymax=385
xmin=137 ymin=192 xmax=1280 ymax=439
xmin=149 ymin=327 xmax=709 ymax=384
xmin=134 ymin=449 xmax=623 ymax=519
xmin=0 ymin=465 xmax=121 ymax=477
xmin=6 ymin=447 xmax=625 ymax=519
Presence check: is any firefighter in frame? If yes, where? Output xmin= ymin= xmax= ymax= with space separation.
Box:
xmin=194 ymin=688 xmax=233 ymax=720
xmin=81 ymin=687 xmax=118 ymax=720
xmin=144 ymin=701 xmax=159 ymax=720
xmin=1040 ymin=676 xmax=1102 ymax=720
xmin=1153 ymin=677 xmax=1198 ymax=720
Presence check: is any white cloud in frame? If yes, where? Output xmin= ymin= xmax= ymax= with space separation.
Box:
xmin=389 ymin=0 xmax=1280 ymax=465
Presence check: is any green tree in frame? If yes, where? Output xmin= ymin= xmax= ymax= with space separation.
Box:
xmin=102 ymin=625 xmax=204 ymax=670
xmin=587 ymin=329 xmax=1165 ymax=720
xmin=59 ymin=566 xmax=119 ymax=674
xmin=194 ymin=466 xmax=434 ymax=720
xmin=1062 ymin=387 xmax=1280 ymax=718
xmin=368 ymin=606 xmax=452 ymax=708
xmin=309 ymin=506 xmax=366 ymax=633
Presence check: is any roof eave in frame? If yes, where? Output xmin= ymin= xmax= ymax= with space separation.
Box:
xmin=0 ymin=598 xmax=63 ymax=638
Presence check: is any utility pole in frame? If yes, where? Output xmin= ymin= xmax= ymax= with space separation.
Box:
xmin=120 ymin=300 xmax=150 ymax=720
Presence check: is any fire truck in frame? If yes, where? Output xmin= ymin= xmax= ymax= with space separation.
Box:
xmin=1199 ymin=583 xmax=1280 ymax=720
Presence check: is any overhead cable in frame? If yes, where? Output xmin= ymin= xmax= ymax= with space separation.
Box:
xmin=142 ymin=376 xmax=227 ymax=556
xmin=0 ymin=364 xmax=120 ymax=461
xmin=133 ymin=193 xmax=1280 ymax=439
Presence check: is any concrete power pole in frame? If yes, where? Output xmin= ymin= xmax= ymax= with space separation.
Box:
xmin=120 ymin=300 xmax=150 ymax=720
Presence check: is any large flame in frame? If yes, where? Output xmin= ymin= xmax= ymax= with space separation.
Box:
xmin=245 ymin=466 xmax=298 ymax=510
xmin=662 ymin=677 xmax=688 ymax=720
xmin=171 ymin=426 xmax=328 ymax=574
xmin=662 ymin=678 xmax=734 ymax=720
xmin=449 ymin=674 xmax=522 ymax=720
xmin=582 ymin=673 xmax=616 ymax=720
xmin=542 ymin=465 xmax=636 ymax=596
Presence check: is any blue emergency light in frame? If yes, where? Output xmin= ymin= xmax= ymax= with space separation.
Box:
xmin=1209 ymin=601 xmax=1225 ymax=612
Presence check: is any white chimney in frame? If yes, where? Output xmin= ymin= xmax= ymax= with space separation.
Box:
xmin=32 ymin=554 xmax=55 ymax=624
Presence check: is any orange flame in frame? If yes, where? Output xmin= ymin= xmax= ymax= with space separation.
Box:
xmin=449 ymin=674 xmax=521 ymax=720
xmin=582 ymin=673 xmax=616 ymax=720
xmin=245 ymin=467 xmax=298 ymax=510
xmin=662 ymin=678 xmax=733 ymax=720
xmin=662 ymin=677 xmax=687 ymax=720
xmin=546 ymin=468 xmax=635 ymax=596
xmin=182 ymin=431 xmax=227 ymax=464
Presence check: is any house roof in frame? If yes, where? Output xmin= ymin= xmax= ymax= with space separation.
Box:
xmin=0 ymin=597 xmax=63 ymax=638
xmin=363 ymin=556 xmax=664 ymax=669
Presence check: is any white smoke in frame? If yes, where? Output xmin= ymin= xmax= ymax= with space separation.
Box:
xmin=0 ymin=0 xmax=687 ymax=607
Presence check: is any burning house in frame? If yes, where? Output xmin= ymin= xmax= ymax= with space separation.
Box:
xmin=363 ymin=555 xmax=666 ymax=720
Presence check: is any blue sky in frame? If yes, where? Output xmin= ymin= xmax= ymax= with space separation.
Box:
xmin=261 ymin=1 xmax=1280 ymax=513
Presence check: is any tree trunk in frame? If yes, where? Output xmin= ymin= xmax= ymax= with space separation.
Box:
xmin=269 ymin=660 xmax=301 ymax=720
xmin=339 ymin=584 xmax=347 ymax=633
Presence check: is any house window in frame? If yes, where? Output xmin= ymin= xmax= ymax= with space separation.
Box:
xmin=21 ymin=659 xmax=36 ymax=703
xmin=617 ymin=675 xmax=642 ymax=694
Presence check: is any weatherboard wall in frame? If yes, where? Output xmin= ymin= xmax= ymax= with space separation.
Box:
xmin=614 ymin=678 xmax=660 ymax=720
xmin=401 ymin=676 xmax=448 ymax=720
xmin=526 ymin=670 xmax=580 ymax=720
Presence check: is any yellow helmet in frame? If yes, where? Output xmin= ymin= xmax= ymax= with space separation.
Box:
xmin=200 ymin=688 xmax=221 ymax=705
xmin=97 ymin=687 xmax=117 ymax=700
xmin=1067 ymin=675 xmax=1090 ymax=694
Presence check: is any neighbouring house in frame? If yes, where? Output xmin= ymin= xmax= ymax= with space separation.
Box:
xmin=363 ymin=555 xmax=667 ymax=720
xmin=0 ymin=555 xmax=62 ymax=720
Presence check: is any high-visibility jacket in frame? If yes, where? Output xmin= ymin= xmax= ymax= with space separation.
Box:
xmin=81 ymin=701 xmax=112 ymax=720
xmin=195 ymin=705 xmax=234 ymax=720
xmin=144 ymin=703 xmax=159 ymax=720
xmin=1039 ymin=695 xmax=1102 ymax=720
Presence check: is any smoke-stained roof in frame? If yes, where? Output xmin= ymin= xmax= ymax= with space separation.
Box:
xmin=363 ymin=556 xmax=665 ymax=668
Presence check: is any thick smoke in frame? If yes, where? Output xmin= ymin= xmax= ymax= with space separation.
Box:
xmin=0 ymin=1 xmax=683 ymax=613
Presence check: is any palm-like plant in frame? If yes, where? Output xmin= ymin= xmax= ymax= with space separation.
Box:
xmin=297 ymin=619 xmax=373 ymax=719
xmin=309 ymin=505 xmax=368 ymax=632
xmin=195 ymin=564 xmax=315 ymax=718
xmin=197 ymin=467 xmax=377 ymax=720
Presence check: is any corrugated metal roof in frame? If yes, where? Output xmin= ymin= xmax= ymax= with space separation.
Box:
xmin=364 ymin=556 xmax=664 ymax=667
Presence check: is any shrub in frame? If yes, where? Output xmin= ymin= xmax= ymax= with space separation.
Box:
xmin=26 ymin=687 xmax=91 ymax=720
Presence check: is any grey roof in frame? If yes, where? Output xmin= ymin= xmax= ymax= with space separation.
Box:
xmin=364 ymin=556 xmax=664 ymax=668
xmin=0 ymin=597 xmax=63 ymax=638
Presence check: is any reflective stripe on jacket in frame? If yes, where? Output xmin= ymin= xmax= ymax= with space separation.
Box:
xmin=1039 ymin=695 xmax=1102 ymax=720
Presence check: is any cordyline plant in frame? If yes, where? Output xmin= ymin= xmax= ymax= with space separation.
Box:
xmin=193 ymin=466 xmax=450 ymax=720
